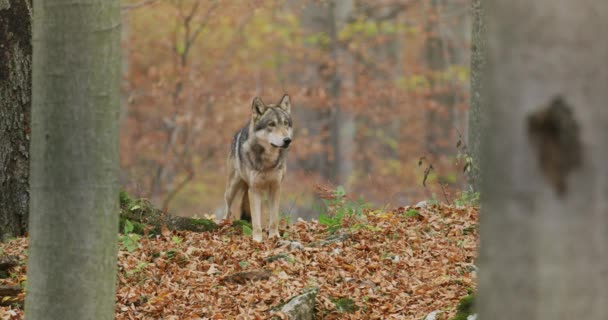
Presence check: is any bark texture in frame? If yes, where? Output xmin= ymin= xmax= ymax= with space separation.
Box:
xmin=480 ymin=1 xmax=608 ymax=319
xmin=0 ymin=0 xmax=32 ymax=240
xmin=25 ymin=1 xmax=121 ymax=319
xmin=467 ymin=0 xmax=485 ymax=191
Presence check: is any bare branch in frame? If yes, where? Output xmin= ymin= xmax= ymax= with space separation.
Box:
xmin=218 ymin=11 xmax=256 ymax=70
xmin=182 ymin=1 xmax=219 ymax=64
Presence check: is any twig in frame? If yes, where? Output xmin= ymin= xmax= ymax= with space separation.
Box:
xmin=179 ymin=1 xmax=218 ymax=66
xmin=439 ymin=183 xmax=452 ymax=205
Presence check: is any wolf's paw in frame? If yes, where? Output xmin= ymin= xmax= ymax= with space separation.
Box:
xmin=252 ymin=230 xmax=264 ymax=243
xmin=268 ymin=228 xmax=280 ymax=239
xmin=222 ymin=210 xmax=231 ymax=221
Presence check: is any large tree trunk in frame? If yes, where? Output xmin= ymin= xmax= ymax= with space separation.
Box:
xmin=25 ymin=1 xmax=121 ymax=319
xmin=467 ymin=0 xmax=485 ymax=192
xmin=0 ymin=0 xmax=32 ymax=240
xmin=479 ymin=1 xmax=608 ymax=319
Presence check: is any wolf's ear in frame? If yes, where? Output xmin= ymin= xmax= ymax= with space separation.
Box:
xmin=277 ymin=94 xmax=291 ymax=113
xmin=252 ymin=97 xmax=267 ymax=116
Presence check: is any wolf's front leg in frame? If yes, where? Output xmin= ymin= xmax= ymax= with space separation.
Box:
xmin=267 ymin=184 xmax=281 ymax=239
xmin=248 ymin=188 xmax=264 ymax=242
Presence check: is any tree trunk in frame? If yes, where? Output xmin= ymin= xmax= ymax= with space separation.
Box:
xmin=25 ymin=1 xmax=121 ymax=319
xmin=467 ymin=0 xmax=485 ymax=192
xmin=479 ymin=1 xmax=608 ymax=319
xmin=294 ymin=0 xmax=354 ymax=186
xmin=327 ymin=0 xmax=355 ymax=186
xmin=424 ymin=0 xmax=457 ymax=156
xmin=0 ymin=0 xmax=32 ymax=240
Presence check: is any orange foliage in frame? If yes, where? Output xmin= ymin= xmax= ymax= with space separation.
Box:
xmin=120 ymin=0 xmax=471 ymax=218
xmin=0 ymin=204 xmax=478 ymax=319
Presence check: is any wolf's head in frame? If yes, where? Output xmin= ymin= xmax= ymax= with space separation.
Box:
xmin=251 ymin=94 xmax=293 ymax=149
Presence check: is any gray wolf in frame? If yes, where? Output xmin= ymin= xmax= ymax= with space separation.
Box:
xmin=223 ymin=94 xmax=293 ymax=242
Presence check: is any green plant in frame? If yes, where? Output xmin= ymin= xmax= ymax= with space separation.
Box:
xmin=119 ymin=190 xmax=132 ymax=207
xmin=332 ymin=297 xmax=358 ymax=313
xmin=120 ymin=220 xmax=141 ymax=252
xmin=280 ymin=212 xmax=291 ymax=225
xmin=405 ymin=208 xmax=420 ymax=218
xmin=127 ymin=262 xmax=149 ymax=277
xmin=454 ymin=190 xmax=480 ymax=206
xmin=171 ymin=236 xmax=183 ymax=245
xmin=242 ymin=224 xmax=252 ymax=236
xmin=319 ymin=211 xmax=344 ymax=233
xmin=230 ymin=220 xmax=253 ymax=236
xmin=317 ymin=186 xmax=370 ymax=233
xmin=430 ymin=193 xmax=441 ymax=205
xmin=166 ymin=249 xmax=177 ymax=259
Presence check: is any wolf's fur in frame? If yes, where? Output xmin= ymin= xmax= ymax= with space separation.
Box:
xmin=223 ymin=94 xmax=293 ymax=242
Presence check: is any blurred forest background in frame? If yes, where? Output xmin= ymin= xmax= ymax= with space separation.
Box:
xmin=119 ymin=0 xmax=472 ymax=220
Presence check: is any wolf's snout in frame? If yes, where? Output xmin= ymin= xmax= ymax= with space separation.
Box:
xmin=283 ymin=137 xmax=292 ymax=147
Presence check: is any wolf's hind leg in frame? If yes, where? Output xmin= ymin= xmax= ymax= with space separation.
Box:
xmin=239 ymin=185 xmax=251 ymax=222
xmin=224 ymin=176 xmax=245 ymax=221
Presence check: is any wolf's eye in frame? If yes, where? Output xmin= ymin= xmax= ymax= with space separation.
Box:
xmin=284 ymin=121 xmax=289 ymax=126
xmin=268 ymin=122 xmax=276 ymax=127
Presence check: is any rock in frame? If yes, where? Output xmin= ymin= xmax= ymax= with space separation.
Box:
xmin=309 ymin=232 xmax=350 ymax=247
xmin=221 ymin=270 xmax=271 ymax=284
xmin=264 ymin=253 xmax=294 ymax=263
xmin=467 ymin=315 xmax=478 ymax=320
xmin=415 ymin=200 xmax=428 ymax=208
xmin=424 ymin=310 xmax=441 ymax=320
xmin=278 ymin=240 xmax=304 ymax=251
xmin=280 ymin=287 xmax=318 ymax=320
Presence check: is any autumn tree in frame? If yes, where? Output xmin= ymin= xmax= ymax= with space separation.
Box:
xmin=0 ymin=0 xmax=31 ymax=240
xmin=122 ymin=1 xmax=471 ymax=216
xmin=479 ymin=0 xmax=608 ymax=318
xmin=25 ymin=1 xmax=121 ymax=319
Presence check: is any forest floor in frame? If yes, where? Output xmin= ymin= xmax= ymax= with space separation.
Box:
xmin=0 ymin=203 xmax=478 ymax=319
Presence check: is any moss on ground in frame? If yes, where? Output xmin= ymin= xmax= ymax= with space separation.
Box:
xmin=118 ymin=191 xmax=217 ymax=233
xmin=332 ymin=297 xmax=358 ymax=313
xmin=450 ymin=293 xmax=475 ymax=320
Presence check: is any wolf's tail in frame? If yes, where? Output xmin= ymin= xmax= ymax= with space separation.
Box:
xmin=240 ymin=185 xmax=251 ymax=222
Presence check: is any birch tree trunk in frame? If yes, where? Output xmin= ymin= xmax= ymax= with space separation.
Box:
xmin=0 ymin=0 xmax=32 ymax=240
xmin=25 ymin=1 xmax=121 ymax=319
xmin=479 ymin=1 xmax=608 ymax=318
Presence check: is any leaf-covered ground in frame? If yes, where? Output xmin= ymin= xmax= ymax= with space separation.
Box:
xmin=0 ymin=204 xmax=478 ymax=319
